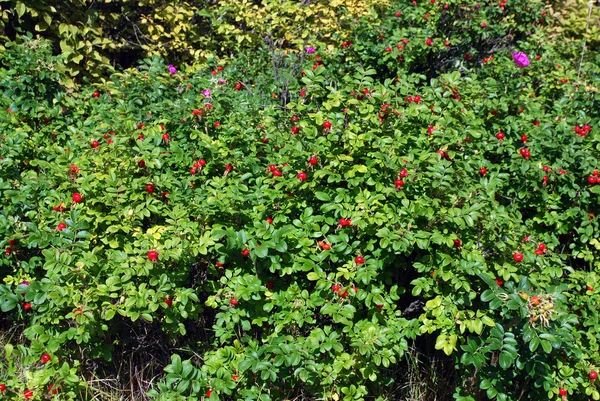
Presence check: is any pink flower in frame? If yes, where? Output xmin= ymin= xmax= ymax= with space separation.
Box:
xmin=305 ymin=47 xmax=315 ymax=54
xmin=168 ymin=64 xmax=177 ymax=74
xmin=512 ymin=52 xmax=530 ymax=68
xmin=202 ymin=89 xmax=211 ymax=98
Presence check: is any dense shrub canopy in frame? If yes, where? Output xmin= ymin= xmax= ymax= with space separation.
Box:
xmin=0 ymin=0 xmax=391 ymax=81
xmin=1 ymin=1 xmax=600 ymax=401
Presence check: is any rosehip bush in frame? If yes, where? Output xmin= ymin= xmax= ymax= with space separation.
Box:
xmin=1 ymin=1 xmax=600 ymax=401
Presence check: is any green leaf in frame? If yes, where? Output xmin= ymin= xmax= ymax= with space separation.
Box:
xmin=16 ymin=2 xmax=26 ymax=18
xmin=314 ymin=192 xmax=330 ymax=201
xmin=307 ymin=272 xmax=321 ymax=281
xmin=541 ymin=340 xmax=553 ymax=354
xmin=498 ymin=351 xmax=514 ymax=369
xmin=480 ymin=290 xmax=496 ymax=302
xmin=1 ymin=298 xmax=17 ymax=312
xmin=254 ymin=244 xmax=269 ymax=258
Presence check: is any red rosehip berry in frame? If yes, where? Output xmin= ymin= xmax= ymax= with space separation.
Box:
xmin=355 ymin=256 xmax=365 ymax=265
xmin=147 ymin=250 xmax=159 ymax=261
xmin=339 ymin=218 xmax=352 ymax=227
xmin=48 ymin=384 xmax=59 ymax=395
xmin=513 ymin=252 xmax=524 ymax=262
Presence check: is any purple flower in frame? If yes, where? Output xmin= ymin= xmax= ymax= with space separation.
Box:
xmin=168 ymin=64 xmax=177 ymax=74
xmin=512 ymin=52 xmax=530 ymax=68
xmin=202 ymin=89 xmax=211 ymax=98
xmin=305 ymin=47 xmax=315 ymax=54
